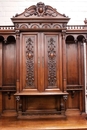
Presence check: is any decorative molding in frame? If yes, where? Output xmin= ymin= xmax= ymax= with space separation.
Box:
xmin=18 ymin=23 xmax=63 ymax=30
xmin=48 ymin=38 xmax=57 ymax=86
xmin=24 ymin=2 xmax=58 ymax=17
xmin=67 ymin=85 xmax=83 ymax=90
xmin=26 ymin=37 xmax=35 ymax=87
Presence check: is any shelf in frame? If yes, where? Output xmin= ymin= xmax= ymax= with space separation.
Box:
xmin=14 ymin=91 xmax=68 ymax=96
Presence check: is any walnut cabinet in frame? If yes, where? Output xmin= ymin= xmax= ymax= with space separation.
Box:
xmin=0 ymin=2 xmax=86 ymax=118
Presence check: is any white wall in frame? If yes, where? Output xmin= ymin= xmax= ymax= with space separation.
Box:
xmin=0 ymin=0 xmax=87 ymax=25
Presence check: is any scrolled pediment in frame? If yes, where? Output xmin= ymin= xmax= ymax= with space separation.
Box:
xmin=12 ymin=2 xmax=70 ymax=28
xmin=24 ymin=2 xmax=58 ymax=17
xmin=13 ymin=2 xmax=68 ymax=19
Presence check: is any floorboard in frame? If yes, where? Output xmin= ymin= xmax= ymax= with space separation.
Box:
xmin=0 ymin=110 xmax=87 ymax=130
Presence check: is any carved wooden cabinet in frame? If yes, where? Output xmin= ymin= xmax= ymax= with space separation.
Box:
xmin=11 ymin=2 xmax=69 ymax=118
xmin=0 ymin=2 xmax=85 ymax=119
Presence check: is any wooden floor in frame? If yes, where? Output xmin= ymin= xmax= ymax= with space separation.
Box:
xmin=0 ymin=110 xmax=87 ymax=130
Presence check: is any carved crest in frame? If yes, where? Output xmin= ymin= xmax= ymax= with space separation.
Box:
xmin=24 ymin=2 xmax=58 ymax=17
xmin=12 ymin=2 xmax=70 ymax=28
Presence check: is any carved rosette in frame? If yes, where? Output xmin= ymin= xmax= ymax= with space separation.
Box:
xmin=48 ymin=38 xmax=57 ymax=86
xmin=26 ymin=38 xmax=34 ymax=87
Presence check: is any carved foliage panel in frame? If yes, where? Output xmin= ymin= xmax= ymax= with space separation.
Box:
xmin=45 ymin=35 xmax=58 ymax=89
xmin=26 ymin=37 xmax=34 ymax=87
xmin=22 ymin=35 xmax=37 ymax=89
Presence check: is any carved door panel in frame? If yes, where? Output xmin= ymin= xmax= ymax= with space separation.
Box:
xmin=43 ymin=33 xmax=60 ymax=91
xmin=20 ymin=33 xmax=38 ymax=91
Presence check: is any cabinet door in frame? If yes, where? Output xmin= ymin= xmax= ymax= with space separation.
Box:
xmin=20 ymin=32 xmax=60 ymax=92
xmin=43 ymin=33 xmax=60 ymax=91
xmin=36 ymin=33 xmax=60 ymax=92
xmin=20 ymin=33 xmax=38 ymax=91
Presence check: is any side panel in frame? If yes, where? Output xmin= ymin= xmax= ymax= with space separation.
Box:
xmin=3 ymin=43 xmax=16 ymax=85
xmin=66 ymin=42 xmax=83 ymax=110
xmin=67 ymin=43 xmax=78 ymax=85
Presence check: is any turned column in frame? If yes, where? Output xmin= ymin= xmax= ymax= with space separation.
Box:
xmin=83 ymin=38 xmax=87 ymax=114
xmin=16 ymin=30 xmax=20 ymax=93
xmin=62 ymin=30 xmax=67 ymax=92
xmin=0 ymin=38 xmax=3 ymax=113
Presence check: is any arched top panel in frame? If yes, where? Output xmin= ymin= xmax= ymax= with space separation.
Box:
xmin=42 ymin=24 xmax=51 ymax=29
xmin=20 ymin=24 xmax=28 ymax=29
xmin=31 ymin=24 xmax=40 ymax=29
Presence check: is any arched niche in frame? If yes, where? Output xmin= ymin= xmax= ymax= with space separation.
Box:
xmin=77 ymin=35 xmax=85 ymax=42
xmin=66 ymin=35 xmax=75 ymax=43
xmin=3 ymin=35 xmax=16 ymax=86
xmin=7 ymin=35 xmax=16 ymax=44
xmin=0 ymin=36 xmax=4 ymax=43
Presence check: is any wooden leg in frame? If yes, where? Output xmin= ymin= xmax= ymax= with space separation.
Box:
xmin=61 ymin=96 xmax=65 ymax=115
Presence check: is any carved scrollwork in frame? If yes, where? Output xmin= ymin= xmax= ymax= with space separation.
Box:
xmin=48 ymin=38 xmax=57 ymax=86
xmin=26 ymin=37 xmax=34 ymax=87
xmin=24 ymin=2 xmax=58 ymax=17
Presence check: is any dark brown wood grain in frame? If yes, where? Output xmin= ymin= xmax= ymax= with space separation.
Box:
xmin=3 ymin=42 xmax=16 ymax=86
xmin=0 ymin=2 xmax=86 ymax=119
